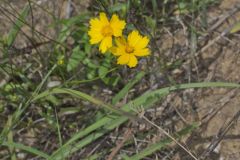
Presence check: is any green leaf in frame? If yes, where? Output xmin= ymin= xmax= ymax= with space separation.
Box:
xmin=87 ymin=69 xmax=97 ymax=79
xmin=97 ymin=54 xmax=116 ymax=85
xmin=83 ymin=58 xmax=98 ymax=69
xmin=84 ymin=43 xmax=91 ymax=53
xmin=111 ymin=3 xmax=127 ymax=12
xmin=145 ymin=16 xmax=157 ymax=34
xmin=112 ymin=71 xmax=145 ymax=105
xmin=67 ymin=46 xmax=85 ymax=71
xmin=98 ymin=66 xmax=108 ymax=78
xmin=7 ymin=5 xmax=30 ymax=47
xmin=230 ymin=22 xmax=240 ymax=34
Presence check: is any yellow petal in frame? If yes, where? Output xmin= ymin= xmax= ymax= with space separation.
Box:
xmin=128 ymin=55 xmax=138 ymax=68
xmin=134 ymin=36 xmax=149 ymax=49
xmin=89 ymin=18 xmax=104 ymax=29
xmin=110 ymin=46 xmax=120 ymax=56
xmin=99 ymin=36 xmax=112 ymax=53
xmin=115 ymin=37 xmax=127 ymax=47
xmin=117 ymin=54 xmax=130 ymax=65
xmin=110 ymin=14 xmax=126 ymax=37
xmin=100 ymin=12 xmax=109 ymax=26
xmin=114 ymin=46 xmax=126 ymax=56
xmin=88 ymin=29 xmax=103 ymax=44
xmin=127 ymin=30 xmax=141 ymax=47
xmin=133 ymin=48 xmax=150 ymax=57
xmin=110 ymin=37 xmax=127 ymax=56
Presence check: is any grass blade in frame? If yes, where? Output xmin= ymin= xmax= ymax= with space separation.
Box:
xmin=50 ymin=90 xmax=161 ymax=160
xmin=230 ymin=21 xmax=240 ymax=33
xmin=7 ymin=5 xmax=30 ymax=47
xmin=125 ymin=123 xmax=198 ymax=160
xmin=2 ymin=141 xmax=52 ymax=159
xmin=32 ymin=88 xmax=137 ymax=119
xmin=0 ymin=65 xmax=57 ymax=144
xmin=6 ymin=116 xmax=16 ymax=160
xmin=39 ymin=82 xmax=240 ymax=159
xmin=112 ymin=71 xmax=145 ymax=105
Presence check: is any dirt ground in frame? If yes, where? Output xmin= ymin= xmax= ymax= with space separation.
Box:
xmin=1 ymin=0 xmax=240 ymax=159
xmin=166 ymin=0 xmax=240 ymax=159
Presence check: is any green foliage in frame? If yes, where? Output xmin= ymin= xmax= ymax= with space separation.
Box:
xmin=52 ymin=11 xmax=120 ymax=86
xmin=124 ymin=123 xmax=198 ymax=160
xmin=31 ymin=82 xmax=240 ymax=159
xmin=112 ymin=71 xmax=145 ymax=105
xmin=1 ymin=1 xmax=239 ymax=159
xmin=2 ymin=141 xmax=52 ymax=159
xmin=67 ymin=46 xmax=84 ymax=71
xmin=175 ymin=0 xmax=219 ymax=14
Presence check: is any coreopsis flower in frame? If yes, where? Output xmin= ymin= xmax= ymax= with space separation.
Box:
xmin=88 ymin=12 xmax=126 ymax=53
xmin=111 ymin=30 xmax=150 ymax=68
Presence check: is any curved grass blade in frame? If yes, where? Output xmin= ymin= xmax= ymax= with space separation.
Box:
xmin=32 ymin=88 xmax=138 ymax=119
xmin=112 ymin=71 xmax=145 ymax=105
xmin=43 ymin=82 xmax=240 ymax=159
xmin=49 ymin=90 xmax=162 ymax=160
xmin=2 ymin=142 xmax=52 ymax=160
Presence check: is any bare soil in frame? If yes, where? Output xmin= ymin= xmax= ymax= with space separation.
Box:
xmin=1 ymin=0 xmax=240 ymax=159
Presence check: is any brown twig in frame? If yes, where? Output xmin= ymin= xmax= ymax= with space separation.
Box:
xmin=142 ymin=115 xmax=199 ymax=160
xmin=199 ymin=110 xmax=240 ymax=160
xmin=107 ymin=128 xmax=133 ymax=160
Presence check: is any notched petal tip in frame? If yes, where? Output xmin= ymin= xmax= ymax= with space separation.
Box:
xmin=131 ymin=30 xmax=140 ymax=36
xmin=127 ymin=30 xmax=142 ymax=47
xmin=100 ymin=12 xmax=106 ymax=16
xmin=111 ymin=14 xmax=119 ymax=20
xmin=134 ymin=48 xmax=150 ymax=57
xmin=110 ymin=14 xmax=126 ymax=37
xmin=99 ymin=12 xmax=109 ymax=25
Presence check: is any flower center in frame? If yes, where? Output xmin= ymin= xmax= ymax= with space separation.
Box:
xmin=125 ymin=45 xmax=134 ymax=53
xmin=101 ymin=25 xmax=113 ymax=37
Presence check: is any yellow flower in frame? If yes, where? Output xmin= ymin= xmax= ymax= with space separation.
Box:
xmin=57 ymin=59 xmax=64 ymax=65
xmin=88 ymin=12 xmax=126 ymax=53
xmin=112 ymin=30 xmax=150 ymax=68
